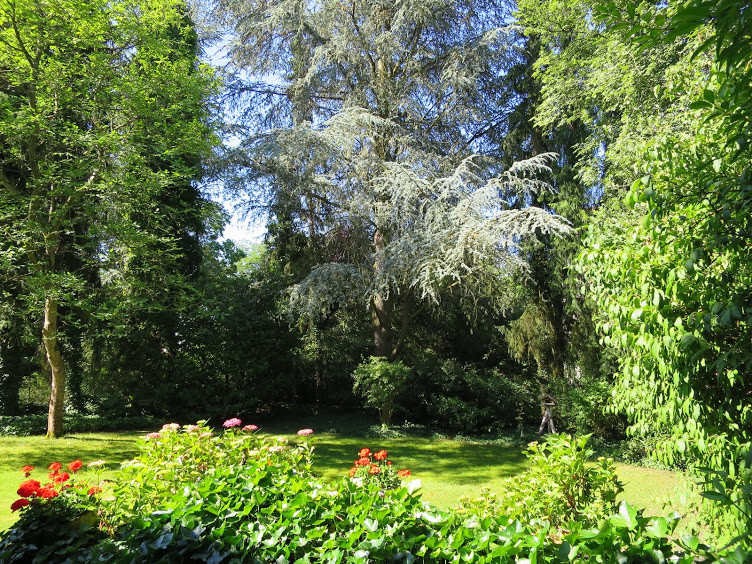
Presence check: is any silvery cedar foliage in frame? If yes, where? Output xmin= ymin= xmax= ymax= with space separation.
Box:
xmin=214 ymin=0 xmax=571 ymax=323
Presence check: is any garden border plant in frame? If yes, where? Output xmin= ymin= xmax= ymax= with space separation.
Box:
xmin=0 ymin=422 xmax=731 ymax=563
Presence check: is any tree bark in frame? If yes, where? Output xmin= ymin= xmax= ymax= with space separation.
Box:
xmin=371 ymin=229 xmax=395 ymax=359
xmin=43 ymin=296 xmax=66 ymax=438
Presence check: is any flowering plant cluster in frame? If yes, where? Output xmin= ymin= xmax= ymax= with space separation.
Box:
xmin=1 ymin=425 xmax=710 ymax=563
xmin=11 ymin=459 xmax=103 ymax=513
xmin=348 ymin=447 xmax=410 ymax=490
xmin=108 ymin=419 xmax=315 ymax=522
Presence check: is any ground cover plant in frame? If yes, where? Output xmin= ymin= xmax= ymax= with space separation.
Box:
xmin=1 ymin=420 xmax=727 ymax=563
xmin=0 ymin=417 xmax=692 ymax=533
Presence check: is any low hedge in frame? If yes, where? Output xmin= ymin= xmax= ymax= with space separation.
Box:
xmin=0 ymin=421 xmax=734 ymax=563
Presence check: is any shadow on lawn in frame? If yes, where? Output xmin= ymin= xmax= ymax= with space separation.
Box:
xmin=0 ymin=433 xmax=143 ymax=474
xmin=311 ymin=436 xmax=528 ymax=486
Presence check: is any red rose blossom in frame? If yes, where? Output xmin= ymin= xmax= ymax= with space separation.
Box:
xmin=67 ymin=460 xmax=83 ymax=473
xmin=10 ymin=499 xmax=29 ymax=512
xmin=48 ymin=462 xmax=62 ymax=471
xmin=374 ymin=450 xmax=388 ymax=461
xmin=17 ymin=479 xmax=42 ymax=498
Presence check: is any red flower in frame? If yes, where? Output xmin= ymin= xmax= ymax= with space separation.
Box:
xmin=21 ymin=465 xmax=34 ymax=477
xmin=10 ymin=499 xmax=29 ymax=512
xmin=53 ymin=472 xmax=70 ymax=484
xmin=348 ymin=467 xmax=358 ymax=477
xmin=88 ymin=486 xmax=102 ymax=495
xmin=368 ymin=465 xmax=380 ymax=475
xmin=48 ymin=462 xmax=62 ymax=471
xmin=357 ymin=457 xmax=371 ymax=466
xmin=397 ymin=469 xmax=411 ymax=477
xmin=374 ymin=450 xmax=388 ymax=461
xmin=39 ymin=486 xmax=58 ymax=499
xmin=387 ymin=461 xmax=392 ymax=466
xmin=48 ymin=471 xmax=59 ymax=480
xmin=17 ymin=479 xmax=42 ymax=498
xmin=67 ymin=460 xmax=83 ymax=473
xmin=358 ymin=448 xmax=371 ymax=458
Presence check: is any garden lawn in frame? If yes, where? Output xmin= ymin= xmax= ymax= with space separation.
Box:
xmin=0 ymin=432 xmax=142 ymax=531
xmin=0 ymin=424 xmax=689 ymax=532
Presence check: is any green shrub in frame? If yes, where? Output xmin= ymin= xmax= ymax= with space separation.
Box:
xmin=462 ymin=434 xmax=623 ymax=528
xmin=415 ymin=357 xmax=537 ymax=433
xmin=0 ymin=420 xmax=723 ymax=563
xmin=353 ymin=357 xmax=411 ymax=426
xmin=0 ymin=414 xmax=162 ymax=436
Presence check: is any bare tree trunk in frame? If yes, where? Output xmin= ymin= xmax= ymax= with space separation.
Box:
xmin=371 ymin=230 xmax=395 ymax=360
xmin=43 ymin=296 xmax=66 ymax=438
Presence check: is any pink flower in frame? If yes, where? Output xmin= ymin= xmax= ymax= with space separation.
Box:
xmin=223 ymin=418 xmax=242 ymax=428
xmin=199 ymin=432 xmax=213 ymax=438
xmin=145 ymin=432 xmax=162 ymax=440
xmin=161 ymin=423 xmax=180 ymax=431
xmin=183 ymin=425 xmax=200 ymax=432
xmin=242 ymin=424 xmax=259 ymax=432
xmin=297 ymin=428 xmax=313 ymax=436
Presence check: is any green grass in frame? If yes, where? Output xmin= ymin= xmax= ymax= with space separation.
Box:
xmin=0 ymin=431 xmax=144 ymax=531
xmin=0 ymin=419 xmax=691 ymax=534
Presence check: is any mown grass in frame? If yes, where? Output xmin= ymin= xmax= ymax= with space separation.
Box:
xmin=0 ymin=417 xmax=693 ymax=534
xmin=0 ymin=431 xmax=143 ymax=531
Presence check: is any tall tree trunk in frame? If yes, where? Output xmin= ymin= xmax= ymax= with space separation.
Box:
xmin=43 ymin=296 xmax=66 ymax=438
xmin=371 ymin=230 xmax=395 ymax=359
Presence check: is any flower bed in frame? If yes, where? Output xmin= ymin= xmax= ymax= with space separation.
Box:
xmin=0 ymin=421 xmax=718 ymax=562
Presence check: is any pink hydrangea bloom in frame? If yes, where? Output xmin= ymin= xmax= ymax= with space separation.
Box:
xmin=242 ymin=424 xmax=259 ymax=432
xmin=183 ymin=425 xmax=200 ymax=432
xmin=296 ymin=428 xmax=314 ymax=436
xmin=145 ymin=432 xmax=161 ymax=440
xmin=223 ymin=418 xmax=242 ymax=428
xmin=161 ymin=423 xmax=180 ymax=431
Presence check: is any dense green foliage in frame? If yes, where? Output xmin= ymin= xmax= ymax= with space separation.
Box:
xmin=1 ymin=0 xmax=751 ymax=551
xmin=0 ymin=424 xmax=715 ymax=562
xmin=0 ymin=0 xmax=219 ymax=435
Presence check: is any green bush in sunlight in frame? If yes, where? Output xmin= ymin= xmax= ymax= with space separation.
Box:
xmin=0 ymin=423 xmax=722 ymax=562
